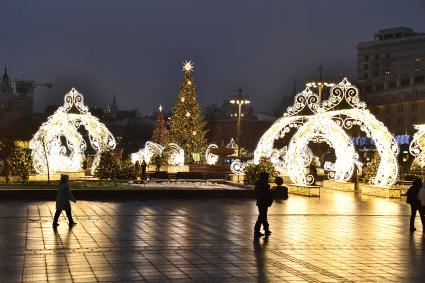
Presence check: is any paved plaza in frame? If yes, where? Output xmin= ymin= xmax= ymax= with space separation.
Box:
xmin=0 ymin=189 xmax=424 ymax=282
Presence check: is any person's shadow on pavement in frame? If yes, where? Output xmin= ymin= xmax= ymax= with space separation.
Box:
xmin=253 ymin=236 xmax=269 ymax=282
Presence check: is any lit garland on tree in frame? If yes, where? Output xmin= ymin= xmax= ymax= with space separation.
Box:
xmin=169 ymin=61 xmax=207 ymax=162
xmin=9 ymin=141 xmax=34 ymax=182
xmin=151 ymin=105 xmax=170 ymax=146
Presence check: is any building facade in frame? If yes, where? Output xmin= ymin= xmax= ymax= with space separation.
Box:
xmin=356 ymin=27 xmax=425 ymax=136
xmin=0 ymin=67 xmax=36 ymax=140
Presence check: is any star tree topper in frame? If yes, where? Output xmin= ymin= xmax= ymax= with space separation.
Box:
xmin=182 ymin=60 xmax=194 ymax=73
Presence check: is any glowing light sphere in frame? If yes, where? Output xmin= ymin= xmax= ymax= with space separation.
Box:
xmin=30 ymin=88 xmax=116 ymax=175
xmin=254 ymin=78 xmax=399 ymax=187
xmin=230 ymin=159 xmax=246 ymax=175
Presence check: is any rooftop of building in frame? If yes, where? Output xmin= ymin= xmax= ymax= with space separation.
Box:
xmin=358 ymin=27 xmax=425 ymax=47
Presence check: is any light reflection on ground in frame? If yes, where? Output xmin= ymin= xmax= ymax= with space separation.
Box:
xmin=0 ymin=189 xmax=424 ymax=282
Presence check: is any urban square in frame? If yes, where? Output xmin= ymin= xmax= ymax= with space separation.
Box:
xmin=1 ymin=1 xmax=425 ymax=282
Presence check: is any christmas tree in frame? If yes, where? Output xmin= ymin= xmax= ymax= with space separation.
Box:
xmin=363 ymin=152 xmax=380 ymax=184
xmin=151 ymin=105 xmax=170 ymax=145
xmin=169 ymin=61 xmax=207 ymax=163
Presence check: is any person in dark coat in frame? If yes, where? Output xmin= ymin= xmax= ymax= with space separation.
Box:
xmin=141 ymin=160 xmax=147 ymax=181
xmin=52 ymin=174 xmax=77 ymax=228
xmin=406 ymin=178 xmax=424 ymax=232
xmin=134 ymin=160 xmax=141 ymax=181
xmin=254 ymin=171 xmax=273 ymax=237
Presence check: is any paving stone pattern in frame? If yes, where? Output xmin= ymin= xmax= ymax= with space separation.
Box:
xmin=0 ymin=189 xmax=424 ymax=282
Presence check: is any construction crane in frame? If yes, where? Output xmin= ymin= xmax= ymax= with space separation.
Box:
xmin=14 ymin=80 xmax=53 ymax=95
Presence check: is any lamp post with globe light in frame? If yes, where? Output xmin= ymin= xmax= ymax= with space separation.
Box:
xmin=229 ymin=88 xmax=250 ymax=158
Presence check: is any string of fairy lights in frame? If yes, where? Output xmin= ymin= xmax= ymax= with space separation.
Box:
xmin=27 ymin=65 xmax=412 ymax=189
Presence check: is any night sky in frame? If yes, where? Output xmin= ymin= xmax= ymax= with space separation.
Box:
xmin=1 ymin=0 xmax=425 ymax=114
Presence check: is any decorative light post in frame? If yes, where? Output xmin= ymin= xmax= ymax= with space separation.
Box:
xmin=306 ymin=65 xmax=335 ymax=104
xmin=229 ymin=88 xmax=250 ymax=158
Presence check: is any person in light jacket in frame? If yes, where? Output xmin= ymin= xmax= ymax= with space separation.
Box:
xmin=52 ymin=174 xmax=77 ymax=228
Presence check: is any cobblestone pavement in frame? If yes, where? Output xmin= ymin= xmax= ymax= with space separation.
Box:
xmin=0 ymin=189 xmax=424 ymax=282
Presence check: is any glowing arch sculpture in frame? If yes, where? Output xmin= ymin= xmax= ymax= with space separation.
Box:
xmin=409 ymin=124 xmax=425 ymax=167
xmin=254 ymin=78 xmax=399 ymax=187
xmin=286 ymin=116 xmax=356 ymax=185
xmin=205 ymin=144 xmax=219 ymax=165
xmin=130 ymin=141 xmax=185 ymax=166
xmin=30 ymin=88 xmax=116 ymax=175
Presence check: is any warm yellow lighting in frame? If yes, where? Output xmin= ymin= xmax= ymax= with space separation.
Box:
xmin=182 ymin=60 xmax=194 ymax=73
xmin=410 ymin=124 xmax=425 ymax=166
xmin=30 ymin=88 xmax=116 ymax=175
xmin=254 ymin=78 xmax=399 ymax=187
xmin=131 ymin=141 xmax=184 ymax=166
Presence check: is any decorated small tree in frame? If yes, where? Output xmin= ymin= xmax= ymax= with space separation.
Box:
xmin=151 ymin=105 xmax=170 ymax=146
xmin=95 ymin=151 xmax=120 ymax=180
xmin=363 ymin=152 xmax=380 ymax=184
xmin=243 ymin=157 xmax=278 ymax=185
xmin=169 ymin=61 xmax=207 ymax=163
xmin=9 ymin=141 xmax=34 ymax=182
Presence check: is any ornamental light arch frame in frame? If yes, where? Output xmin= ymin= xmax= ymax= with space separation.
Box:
xmin=30 ymin=88 xmax=116 ymax=175
xmin=253 ymin=88 xmax=319 ymax=174
xmin=409 ymin=124 xmax=425 ymax=167
xmin=254 ymin=77 xmax=399 ymax=187
xmin=285 ymin=116 xmax=357 ymax=186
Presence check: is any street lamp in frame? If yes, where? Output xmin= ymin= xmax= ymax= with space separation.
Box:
xmin=306 ymin=65 xmax=335 ymax=104
xmin=229 ymin=88 xmax=250 ymax=158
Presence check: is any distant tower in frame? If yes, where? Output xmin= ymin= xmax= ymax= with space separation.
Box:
xmin=111 ymin=94 xmax=118 ymax=117
xmin=1 ymin=65 xmax=13 ymax=94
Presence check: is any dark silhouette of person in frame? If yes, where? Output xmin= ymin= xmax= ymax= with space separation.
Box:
xmin=52 ymin=174 xmax=77 ymax=228
xmin=271 ymin=176 xmax=288 ymax=200
xmin=134 ymin=160 xmax=141 ymax=181
xmin=406 ymin=178 xmax=424 ymax=232
xmin=254 ymin=171 xmax=273 ymax=237
xmin=141 ymin=160 xmax=147 ymax=181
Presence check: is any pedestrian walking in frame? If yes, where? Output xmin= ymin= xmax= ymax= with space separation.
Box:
xmin=52 ymin=174 xmax=77 ymax=229
xmin=254 ymin=171 xmax=273 ymax=238
xmin=271 ymin=176 xmax=288 ymax=200
xmin=134 ymin=160 xmax=141 ymax=181
xmin=141 ymin=160 xmax=147 ymax=181
xmin=406 ymin=178 xmax=424 ymax=232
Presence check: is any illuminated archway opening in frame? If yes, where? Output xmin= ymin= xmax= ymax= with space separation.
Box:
xmin=254 ymin=78 xmax=399 ymax=187
xmin=286 ymin=117 xmax=356 ymax=185
xmin=30 ymin=88 xmax=116 ymax=175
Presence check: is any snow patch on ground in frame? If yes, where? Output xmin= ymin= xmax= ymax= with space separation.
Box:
xmin=131 ymin=181 xmax=246 ymax=190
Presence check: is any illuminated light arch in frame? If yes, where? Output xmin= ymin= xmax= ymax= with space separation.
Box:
xmin=254 ymin=78 xmax=399 ymax=187
xmin=254 ymin=87 xmax=318 ymax=164
xmin=328 ymin=108 xmax=399 ymax=187
xmin=286 ymin=116 xmax=356 ymax=185
xmin=205 ymin=144 xmax=219 ymax=165
xmin=409 ymin=124 xmax=425 ymax=166
xmin=130 ymin=141 xmax=184 ymax=166
xmin=30 ymin=88 xmax=116 ymax=175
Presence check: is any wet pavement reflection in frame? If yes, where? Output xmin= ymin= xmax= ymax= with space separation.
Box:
xmin=0 ymin=189 xmax=424 ymax=282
